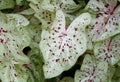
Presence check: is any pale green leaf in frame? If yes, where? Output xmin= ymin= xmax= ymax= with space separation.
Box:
xmin=40 ymin=10 xmax=91 ymax=78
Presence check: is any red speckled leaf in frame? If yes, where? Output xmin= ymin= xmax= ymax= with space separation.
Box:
xmin=40 ymin=0 xmax=81 ymax=13
xmin=75 ymin=54 xmax=108 ymax=82
xmin=94 ymin=34 xmax=120 ymax=65
xmin=85 ymin=0 xmax=117 ymax=14
xmin=28 ymin=0 xmax=54 ymax=29
xmin=86 ymin=0 xmax=120 ymax=42
xmin=40 ymin=10 xmax=91 ymax=78
xmin=0 ymin=13 xmax=30 ymax=82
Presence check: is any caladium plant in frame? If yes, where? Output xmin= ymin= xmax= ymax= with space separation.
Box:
xmin=40 ymin=10 xmax=91 ymax=78
xmin=59 ymin=77 xmax=74 ymax=82
xmin=40 ymin=0 xmax=82 ymax=13
xmin=75 ymin=54 xmax=108 ymax=82
xmin=94 ymin=34 xmax=120 ymax=65
xmin=0 ymin=12 xmax=30 ymax=82
xmin=0 ymin=0 xmax=120 ymax=82
xmin=28 ymin=0 xmax=55 ymax=30
xmin=0 ymin=0 xmax=15 ymax=10
xmin=85 ymin=0 xmax=120 ymax=42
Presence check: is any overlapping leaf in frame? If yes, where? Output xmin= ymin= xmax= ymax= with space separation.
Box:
xmin=40 ymin=10 xmax=91 ymax=78
xmin=75 ymin=54 xmax=108 ymax=82
xmin=41 ymin=0 xmax=81 ymax=13
xmin=0 ymin=12 xmax=30 ymax=82
xmin=27 ymin=48 xmax=45 ymax=82
xmin=85 ymin=0 xmax=120 ymax=42
xmin=0 ymin=0 xmax=15 ymax=10
xmin=28 ymin=0 xmax=55 ymax=29
xmin=0 ymin=64 xmax=28 ymax=82
xmin=59 ymin=77 xmax=74 ymax=82
xmin=94 ymin=34 xmax=120 ymax=65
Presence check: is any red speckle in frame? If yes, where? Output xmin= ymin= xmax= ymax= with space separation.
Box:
xmin=56 ymin=59 xmax=60 ymax=62
xmin=59 ymin=24 xmax=62 ymax=26
xmin=53 ymin=41 xmax=56 ymax=43
xmin=73 ymin=35 xmax=76 ymax=37
xmin=96 ymin=7 xmax=100 ymax=11
xmin=69 ymin=46 xmax=72 ymax=48
xmin=3 ymin=53 xmax=6 ymax=57
xmin=49 ymin=49 xmax=52 ymax=52
xmin=105 ymin=4 xmax=109 ymax=8
xmin=95 ymin=22 xmax=98 ymax=24
xmin=0 ymin=38 xmax=3 ymax=43
xmin=68 ymin=56 xmax=72 ymax=59
xmin=62 ymin=49 xmax=64 ymax=52
xmin=54 ymin=30 xmax=58 ymax=33
xmin=35 ymin=4 xmax=39 ymax=9
xmin=14 ymin=73 xmax=18 ymax=77
xmin=52 ymin=53 xmax=55 ymax=55
xmin=74 ymin=28 xmax=78 ymax=31
xmin=47 ymin=22 xmax=51 ymax=24
xmin=58 ymin=27 xmax=60 ymax=29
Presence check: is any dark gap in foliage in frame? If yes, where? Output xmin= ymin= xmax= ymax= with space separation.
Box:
xmin=73 ymin=0 xmax=89 ymax=5
xmin=117 ymin=1 xmax=120 ymax=5
xmin=23 ymin=46 xmax=31 ymax=55
xmin=61 ymin=64 xmax=80 ymax=78
xmin=73 ymin=0 xmax=80 ymax=4
xmin=1 ymin=9 xmax=14 ymax=13
xmin=84 ymin=0 xmax=90 ymax=4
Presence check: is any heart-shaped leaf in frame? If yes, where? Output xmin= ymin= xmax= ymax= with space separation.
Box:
xmin=40 ymin=10 xmax=91 ymax=78
xmin=75 ymin=54 xmax=108 ymax=82
xmin=0 ymin=13 xmax=30 ymax=82
xmin=0 ymin=64 xmax=28 ymax=82
xmin=94 ymin=34 xmax=120 ymax=65
xmin=86 ymin=0 xmax=120 ymax=42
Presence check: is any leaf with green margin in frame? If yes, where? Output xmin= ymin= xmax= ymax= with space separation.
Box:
xmin=26 ymin=23 xmax=42 ymax=48
xmin=107 ymin=65 xmax=115 ymax=82
xmin=16 ymin=0 xmax=27 ymax=6
xmin=27 ymin=48 xmax=45 ymax=82
xmin=85 ymin=0 xmax=117 ymax=14
xmin=112 ymin=66 xmax=120 ymax=82
xmin=0 ymin=0 xmax=15 ymax=10
xmin=40 ymin=10 xmax=91 ymax=78
xmin=28 ymin=0 xmax=55 ymax=29
xmin=0 ymin=64 xmax=28 ymax=82
xmin=41 ymin=0 xmax=81 ymax=13
xmin=40 ymin=0 xmax=60 ymax=12
xmin=0 ymin=12 xmax=30 ymax=82
xmin=59 ymin=77 xmax=74 ymax=82
xmin=94 ymin=34 xmax=120 ymax=65
xmin=85 ymin=0 xmax=120 ymax=42
xmin=19 ymin=8 xmax=35 ymax=15
xmin=74 ymin=54 xmax=108 ymax=82
xmin=118 ymin=60 xmax=120 ymax=66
